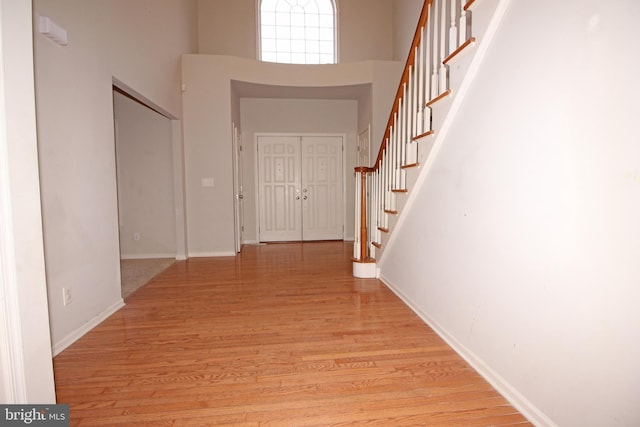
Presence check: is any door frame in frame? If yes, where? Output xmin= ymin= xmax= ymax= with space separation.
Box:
xmin=232 ymin=122 xmax=244 ymax=252
xmin=254 ymin=132 xmax=347 ymax=242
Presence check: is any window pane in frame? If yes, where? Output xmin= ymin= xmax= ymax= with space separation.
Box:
xmin=276 ymin=26 xmax=291 ymax=39
xmin=262 ymin=25 xmax=276 ymax=39
xmin=291 ymin=11 xmax=305 ymax=27
xmin=261 ymin=0 xmax=278 ymax=12
xmin=291 ymin=39 xmax=304 ymax=53
xmin=319 ymin=53 xmax=333 ymax=63
xmin=319 ymin=14 xmax=333 ymax=28
xmin=291 ymin=53 xmax=306 ymax=64
xmin=276 ymin=11 xmax=290 ymax=26
xmin=260 ymin=0 xmax=335 ymax=64
xmin=262 ymin=38 xmax=277 ymax=51
xmin=277 ymin=52 xmax=291 ymax=62
xmin=319 ymin=40 xmax=333 ymax=55
xmin=291 ymin=26 xmax=304 ymax=40
xmin=316 ymin=0 xmax=333 ymax=14
xmin=262 ymin=12 xmax=276 ymax=26
xmin=277 ymin=39 xmax=290 ymax=51
xmin=262 ymin=52 xmax=277 ymax=62
xmin=306 ymin=39 xmax=319 ymax=53
xmin=305 ymin=0 xmax=319 ymax=14
xmin=305 ymin=26 xmax=319 ymax=40
xmin=275 ymin=0 xmax=292 ymax=12
xmin=305 ymin=14 xmax=319 ymax=27
xmin=319 ymin=27 xmax=332 ymax=41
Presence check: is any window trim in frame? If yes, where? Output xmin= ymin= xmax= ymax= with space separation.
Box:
xmin=256 ymin=0 xmax=339 ymax=64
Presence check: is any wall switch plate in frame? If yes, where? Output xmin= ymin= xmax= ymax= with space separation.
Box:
xmin=62 ymin=287 xmax=72 ymax=306
xmin=201 ymin=177 xmax=215 ymax=187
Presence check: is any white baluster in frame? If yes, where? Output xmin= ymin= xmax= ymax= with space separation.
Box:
xmin=431 ymin=0 xmax=439 ymax=99
xmin=439 ymin=0 xmax=448 ymax=93
xmin=449 ymin=0 xmax=458 ymax=54
xmin=410 ymin=59 xmax=418 ymax=164
xmin=459 ymin=0 xmax=467 ymax=44
xmin=373 ymin=167 xmax=378 ymax=243
xmin=417 ymin=26 xmax=425 ymax=135
xmin=392 ymin=111 xmax=398 ymax=209
xmin=398 ymin=95 xmax=404 ymax=190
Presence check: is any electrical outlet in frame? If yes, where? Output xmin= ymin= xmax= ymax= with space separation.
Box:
xmin=62 ymin=287 xmax=72 ymax=306
xmin=134 ymin=232 xmax=140 ymax=241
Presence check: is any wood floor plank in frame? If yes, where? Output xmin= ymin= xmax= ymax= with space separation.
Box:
xmin=54 ymin=241 xmax=531 ymax=426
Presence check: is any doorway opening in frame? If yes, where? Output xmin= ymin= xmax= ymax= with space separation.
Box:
xmin=112 ymin=85 xmax=182 ymax=298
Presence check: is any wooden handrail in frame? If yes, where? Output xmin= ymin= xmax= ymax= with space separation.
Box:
xmin=374 ymin=0 xmax=433 ymax=169
xmin=353 ymin=0 xmax=478 ymax=265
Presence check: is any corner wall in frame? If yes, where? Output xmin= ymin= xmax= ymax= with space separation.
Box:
xmin=0 ymin=0 xmax=55 ymax=403
xmin=33 ymin=0 xmax=197 ymax=352
xmin=379 ymin=1 xmax=640 ymax=426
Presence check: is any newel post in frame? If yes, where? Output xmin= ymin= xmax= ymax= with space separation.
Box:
xmin=355 ymin=166 xmax=369 ymax=261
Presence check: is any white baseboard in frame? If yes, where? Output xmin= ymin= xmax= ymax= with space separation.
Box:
xmin=188 ymin=251 xmax=236 ymax=258
xmin=51 ymin=299 xmax=125 ymax=356
xmin=379 ymin=273 xmax=555 ymax=427
xmin=120 ymin=253 xmax=176 ymax=260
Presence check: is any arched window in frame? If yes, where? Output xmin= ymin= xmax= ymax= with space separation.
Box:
xmin=259 ymin=0 xmax=336 ymax=64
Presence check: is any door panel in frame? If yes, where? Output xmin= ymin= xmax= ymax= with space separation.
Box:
xmin=257 ymin=135 xmax=343 ymax=242
xmin=258 ymin=136 xmax=301 ymax=241
xmin=302 ymin=136 xmax=343 ymax=240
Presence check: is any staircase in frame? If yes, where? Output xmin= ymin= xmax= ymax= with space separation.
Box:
xmin=353 ymin=0 xmax=510 ymax=278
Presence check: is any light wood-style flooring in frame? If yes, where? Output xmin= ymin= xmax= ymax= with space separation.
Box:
xmin=54 ymin=241 xmax=531 ymax=426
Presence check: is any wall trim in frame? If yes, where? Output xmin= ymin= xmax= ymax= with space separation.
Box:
xmin=188 ymin=251 xmax=236 ymax=258
xmin=379 ymin=272 xmax=556 ymax=427
xmin=120 ymin=253 xmax=177 ymax=260
xmin=52 ymin=299 xmax=125 ymax=356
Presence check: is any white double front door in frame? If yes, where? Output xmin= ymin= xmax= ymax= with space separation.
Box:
xmin=257 ymin=135 xmax=344 ymax=242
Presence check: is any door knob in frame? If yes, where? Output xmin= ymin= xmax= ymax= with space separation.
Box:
xmin=303 ymin=195 xmax=308 ymax=200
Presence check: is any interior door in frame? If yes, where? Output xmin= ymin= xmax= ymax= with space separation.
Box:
xmin=257 ymin=134 xmax=344 ymax=242
xmin=232 ymin=124 xmax=244 ymax=252
xmin=301 ymin=136 xmax=343 ymax=240
xmin=257 ymin=136 xmax=302 ymax=241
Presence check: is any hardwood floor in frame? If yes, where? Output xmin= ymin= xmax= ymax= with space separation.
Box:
xmin=54 ymin=241 xmax=531 ymax=426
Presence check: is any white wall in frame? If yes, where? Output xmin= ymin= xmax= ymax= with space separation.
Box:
xmin=33 ymin=0 xmax=197 ymax=352
xmin=114 ymin=91 xmax=177 ymax=259
xmin=0 ymin=0 xmax=55 ymax=402
xmin=392 ymin=0 xmax=423 ymax=61
xmin=240 ymin=98 xmax=358 ymax=242
xmin=197 ymin=0 xmax=256 ymax=58
xmin=379 ymin=1 xmax=640 ymax=426
xmin=182 ymin=56 xmax=402 ymax=254
xmin=196 ymin=0 xmax=395 ymax=62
